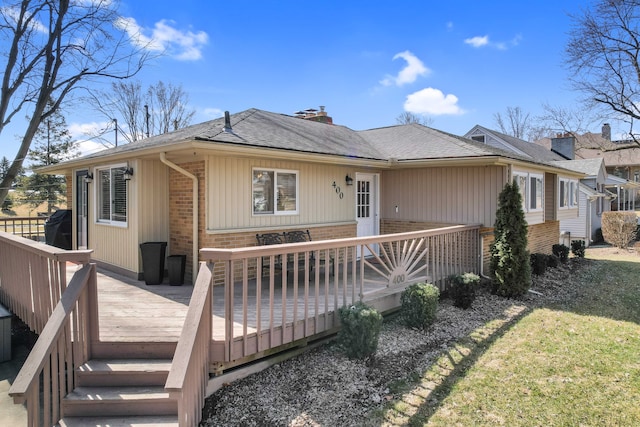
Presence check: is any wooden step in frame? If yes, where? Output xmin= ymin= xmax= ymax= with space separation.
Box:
xmin=57 ymin=415 xmax=179 ymax=427
xmin=76 ymin=359 xmax=172 ymax=387
xmin=62 ymin=386 xmax=177 ymax=417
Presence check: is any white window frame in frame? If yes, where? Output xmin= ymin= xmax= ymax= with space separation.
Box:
xmin=95 ymin=164 xmax=128 ymax=227
xmin=559 ymin=178 xmax=579 ymax=209
xmin=513 ymin=171 xmax=544 ymax=213
xmin=252 ymin=167 xmax=299 ymax=216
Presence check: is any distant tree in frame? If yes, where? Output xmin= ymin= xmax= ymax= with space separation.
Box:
xmin=90 ymin=80 xmax=195 ymax=145
xmin=0 ymin=157 xmax=13 ymax=211
xmin=396 ymin=111 xmax=433 ymax=127
xmin=147 ymin=81 xmax=196 ymax=135
xmin=566 ymin=0 xmax=640 ymax=145
xmin=0 ymin=0 xmax=150 ymax=208
xmin=493 ymin=106 xmax=538 ymax=140
xmin=490 ymin=180 xmax=531 ymax=297
xmin=22 ymin=104 xmax=78 ymax=213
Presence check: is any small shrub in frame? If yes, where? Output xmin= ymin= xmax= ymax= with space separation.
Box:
xmin=546 ymin=254 xmax=560 ymax=269
xmin=570 ymin=240 xmax=586 ymax=258
xmin=337 ymin=301 xmax=383 ymax=359
xmin=552 ymin=244 xmax=570 ymax=263
xmin=601 ymin=211 xmax=638 ymax=249
xmin=530 ymin=253 xmax=548 ymax=275
xmin=449 ymin=273 xmax=479 ymax=309
xmin=400 ymin=282 xmax=439 ymax=329
xmin=593 ymin=228 xmax=604 ymax=244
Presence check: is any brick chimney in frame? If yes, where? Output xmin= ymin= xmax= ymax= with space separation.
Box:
xmin=602 ymin=123 xmax=611 ymax=140
xmin=551 ymin=133 xmax=576 ymax=160
xmin=296 ymin=106 xmax=333 ymax=124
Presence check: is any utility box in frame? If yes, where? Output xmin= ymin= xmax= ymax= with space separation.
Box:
xmin=0 ymin=304 xmax=12 ymax=362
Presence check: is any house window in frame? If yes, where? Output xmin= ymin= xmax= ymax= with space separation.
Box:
xmin=471 ymin=135 xmax=485 ymax=143
xmin=529 ymin=175 xmax=543 ymax=210
xmin=559 ymin=178 xmax=578 ymax=209
xmin=252 ymin=168 xmax=298 ymax=215
xmin=96 ymin=166 xmax=128 ymax=225
xmin=513 ymin=172 xmax=543 ymax=212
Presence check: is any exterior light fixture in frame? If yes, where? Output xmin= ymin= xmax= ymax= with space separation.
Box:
xmin=345 ymin=175 xmax=354 ymax=186
xmin=123 ymin=167 xmax=134 ymax=181
xmin=84 ymin=173 xmax=93 ymax=183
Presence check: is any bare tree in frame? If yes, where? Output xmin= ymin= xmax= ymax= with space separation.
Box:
xmin=0 ymin=0 xmax=151 ymax=206
xmin=493 ymin=106 xmax=536 ymax=140
xmin=396 ymin=111 xmax=433 ymax=127
xmin=89 ymin=80 xmax=195 ymax=145
xmin=566 ymin=0 xmax=640 ymax=145
xmin=147 ymin=81 xmax=195 ymax=135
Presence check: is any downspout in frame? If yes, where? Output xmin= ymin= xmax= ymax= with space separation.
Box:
xmin=160 ymin=153 xmax=199 ymax=284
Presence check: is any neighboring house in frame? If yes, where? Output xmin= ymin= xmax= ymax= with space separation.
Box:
xmin=41 ymin=109 xmax=583 ymax=284
xmin=537 ymin=125 xmax=640 ymax=211
xmin=549 ymin=158 xmax=611 ymax=246
xmin=465 ymin=125 xmax=613 ymax=246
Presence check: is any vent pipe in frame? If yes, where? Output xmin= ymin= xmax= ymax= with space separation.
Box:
xmin=223 ymin=111 xmax=232 ymax=133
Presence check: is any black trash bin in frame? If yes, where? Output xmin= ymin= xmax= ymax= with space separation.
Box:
xmin=168 ymin=255 xmax=186 ymax=286
xmin=139 ymin=242 xmax=167 ymax=285
xmin=44 ymin=209 xmax=72 ymax=249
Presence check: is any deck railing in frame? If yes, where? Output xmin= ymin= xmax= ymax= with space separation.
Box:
xmin=166 ymin=262 xmax=214 ymax=427
xmin=0 ymin=215 xmax=49 ymax=242
xmin=0 ymin=231 xmax=92 ymax=334
xmin=200 ymin=224 xmax=480 ymax=364
xmin=0 ymin=231 xmax=97 ymax=427
xmin=9 ymin=263 xmax=98 ymax=427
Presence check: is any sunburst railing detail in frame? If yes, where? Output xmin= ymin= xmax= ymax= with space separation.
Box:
xmin=362 ymin=236 xmax=430 ymax=288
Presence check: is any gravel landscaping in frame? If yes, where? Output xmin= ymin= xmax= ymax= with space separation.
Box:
xmin=201 ymin=258 xmax=589 ymax=426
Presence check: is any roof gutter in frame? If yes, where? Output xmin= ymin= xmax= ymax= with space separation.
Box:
xmin=160 ymin=152 xmax=199 ymax=284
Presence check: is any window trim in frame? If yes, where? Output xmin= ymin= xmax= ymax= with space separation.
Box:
xmin=94 ymin=164 xmax=129 ymax=227
xmin=252 ymin=167 xmax=299 ymax=216
xmin=559 ymin=177 xmax=579 ymax=209
xmin=513 ymin=171 xmax=544 ymax=213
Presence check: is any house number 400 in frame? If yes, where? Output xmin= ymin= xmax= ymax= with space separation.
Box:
xmin=332 ymin=181 xmax=344 ymax=199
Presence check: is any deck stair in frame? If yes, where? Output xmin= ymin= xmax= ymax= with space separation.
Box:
xmin=56 ymin=358 xmax=179 ymax=426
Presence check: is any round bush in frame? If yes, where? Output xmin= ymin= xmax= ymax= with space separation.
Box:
xmin=449 ymin=273 xmax=479 ymax=309
xmin=337 ymin=302 xmax=382 ymax=359
xmin=400 ymin=282 xmax=439 ymax=329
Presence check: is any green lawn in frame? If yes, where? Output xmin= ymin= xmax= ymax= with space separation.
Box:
xmin=375 ymin=250 xmax=640 ymax=426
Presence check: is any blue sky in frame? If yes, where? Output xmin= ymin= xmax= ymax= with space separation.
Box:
xmin=2 ymin=0 xmax=594 ymax=160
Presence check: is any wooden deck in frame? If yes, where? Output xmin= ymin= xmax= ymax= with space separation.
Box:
xmin=89 ymin=264 xmax=389 ymax=343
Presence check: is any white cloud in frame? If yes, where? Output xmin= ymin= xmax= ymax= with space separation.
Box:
xmin=115 ymin=16 xmax=208 ymax=61
xmin=404 ymin=88 xmax=465 ymax=116
xmin=464 ymin=34 xmax=522 ymax=50
xmin=464 ymin=35 xmax=489 ymax=48
xmin=380 ymin=51 xmax=430 ymax=87
xmin=446 ymin=21 xmax=454 ymax=31
xmin=202 ymin=108 xmax=224 ymax=119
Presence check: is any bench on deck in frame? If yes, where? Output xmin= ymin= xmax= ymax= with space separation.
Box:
xmin=256 ymin=230 xmax=334 ymax=277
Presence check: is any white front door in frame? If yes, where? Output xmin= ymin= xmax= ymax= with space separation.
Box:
xmin=356 ymin=173 xmax=379 ymax=258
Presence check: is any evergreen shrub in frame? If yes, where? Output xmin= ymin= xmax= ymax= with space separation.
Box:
xmin=552 ymin=244 xmax=570 ymax=263
xmin=570 ymin=240 xmax=586 ymax=258
xmin=490 ymin=180 xmax=531 ymax=297
xmin=449 ymin=272 xmax=479 ymax=309
xmin=337 ymin=301 xmax=382 ymax=359
xmin=400 ymin=282 xmax=439 ymax=329
xmin=530 ymin=253 xmax=548 ymax=275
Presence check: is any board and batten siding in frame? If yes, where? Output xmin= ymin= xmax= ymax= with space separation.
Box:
xmin=207 ymin=156 xmax=356 ymax=231
xmin=88 ymin=159 xmax=169 ymax=273
xmin=380 ymin=166 xmax=506 ymax=227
